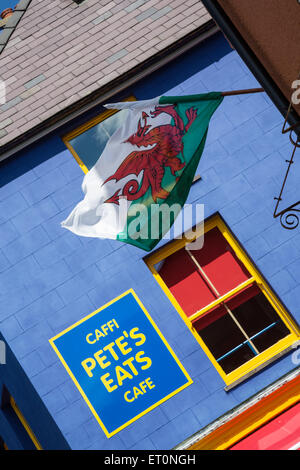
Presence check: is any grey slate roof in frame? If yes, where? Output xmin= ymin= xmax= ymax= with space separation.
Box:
xmin=0 ymin=1 xmax=32 ymax=52
xmin=0 ymin=0 xmax=211 ymax=153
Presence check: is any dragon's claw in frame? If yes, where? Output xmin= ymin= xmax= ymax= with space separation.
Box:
xmin=186 ymin=107 xmax=197 ymax=121
xmin=185 ymin=107 xmax=198 ymax=132
xmin=150 ymin=106 xmax=160 ymax=118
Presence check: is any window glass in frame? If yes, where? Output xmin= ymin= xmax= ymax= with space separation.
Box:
xmin=68 ymin=109 xmax=128 ymax=171
xmin=157 ymin=248 xmax=216 ymax=316
xmin=157 ymin=227 xmax=251 ymax=317
xmin=1 ymin=388 xmax=41 ymax=450
xmin=147 ymin=216 xmax=298 ymax=384
xmin=232 ymin=292 xmax=290 ymax=345
xmin=195 ymin=289 xmax=290 ymax=374
xmin=0 ymin=436 xmax=6 ymax=450
xmin=191 ymin=227 xmax=250 ymax=296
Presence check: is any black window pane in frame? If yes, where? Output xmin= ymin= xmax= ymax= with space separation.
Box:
xmin=197 ymin=312 xmax=246 ymax=363
xmin=231 ymin=292 xmax=289 ymax=347
xmin=252 ymin=323 xmax=290 ymax=352
xmin=218 ymin=344 xmax=255 ymax=374
xmin=232 ymin=293 xmax=273 ymax=336
xmin=195 ymin=288 xmax=290 ymax=375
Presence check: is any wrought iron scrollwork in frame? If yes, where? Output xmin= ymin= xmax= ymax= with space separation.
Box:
xmin=278 ymin=205 xmax=300 ymax=230
xmin=274 ymin=136 xmax=300 ymax=229
xmin=273 ymin=92 xmax=300 ymax=230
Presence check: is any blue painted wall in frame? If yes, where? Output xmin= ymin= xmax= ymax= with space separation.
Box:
xmin=0 ymin=331 xmax=69 ymax=449
xmin=0 ymin=32 xmax=299 ymax=450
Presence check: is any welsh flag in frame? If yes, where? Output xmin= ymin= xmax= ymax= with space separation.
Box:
xmin=61 ymin=93 xmax=223 ymax=251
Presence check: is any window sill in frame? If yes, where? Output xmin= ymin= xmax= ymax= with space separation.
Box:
xmin=224 ymin=339 xmax=300 ymax=391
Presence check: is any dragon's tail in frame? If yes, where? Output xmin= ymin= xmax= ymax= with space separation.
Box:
xmin=104 ymin=188 xmax=121 ymax=205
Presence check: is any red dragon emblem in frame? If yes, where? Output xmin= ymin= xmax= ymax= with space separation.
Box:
xmin=104 ymin=104 xmax=198 ymax=204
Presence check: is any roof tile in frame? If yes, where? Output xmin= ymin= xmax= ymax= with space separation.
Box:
xmin=24 ymin=74 xmax=45 ymax=89
xmin=0 ymin=0 xmax=210 ymax=149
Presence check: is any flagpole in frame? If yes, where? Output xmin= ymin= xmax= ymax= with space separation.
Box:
xmin=221 ymin=87 xmax=264 ymax=97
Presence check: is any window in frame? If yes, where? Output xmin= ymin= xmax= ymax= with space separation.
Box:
xmin=0 ymin=436 xmax=8 ymax=450
xmin=63 ymin=96 xmax=135 ymax=173
xmin=146 ymin=215 xmax=299 ymax=387
xmin=1 ymin=387 xmax=42 ymax=450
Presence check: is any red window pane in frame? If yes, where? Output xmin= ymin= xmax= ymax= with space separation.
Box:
xmin=192 ymin=284 xmax=260 ymax=330
xmin=158 ymin=248 xmax=217 ymax=316
xmin=157 ymin=227 xmax=251 ymax=318
xmin=192 ymin=227 xmax=251 ymax=296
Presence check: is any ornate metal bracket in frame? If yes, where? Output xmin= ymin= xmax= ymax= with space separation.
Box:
xmin=274 ymin=130 xmax=300 ymax=229
xmin=273 ymin=87 xmax=300 ymax=229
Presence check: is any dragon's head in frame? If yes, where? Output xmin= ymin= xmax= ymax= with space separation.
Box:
xmin=125 ymin=112 xmax=151 ymax=147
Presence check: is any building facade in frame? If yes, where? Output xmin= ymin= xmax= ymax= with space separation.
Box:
xmin=0 ymin=0 xmax=299 ymax=450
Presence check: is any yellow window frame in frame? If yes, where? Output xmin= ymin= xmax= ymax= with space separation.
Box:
xmin=145 ymin=214 xmax=300 ymax=387
xmin=10 ymin=396 xmax=42 ymax=450
xmin=62 ymin=96 xmax=136 ymax=174
xmin=0 ymin=437 xmax=8 ymax=450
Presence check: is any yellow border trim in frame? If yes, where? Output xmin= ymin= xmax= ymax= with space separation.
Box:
xmin=10 ymin=397 xmax=42 ymax=450
xmin=145 ymin=215 xmax=300 ymax=387
xmin=188 ymin=277 xmax=255 ymax=322
xmin=49 ymin=288 xmax=193 ymax=439
xmin=62 ymin=96 xmax=136 ymax=174
xmin=188 ymin=374 xmax=300 ymax=450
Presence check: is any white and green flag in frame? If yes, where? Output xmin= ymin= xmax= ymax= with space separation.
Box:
xmin=61 ymin=93 xmax=223 ymax=251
